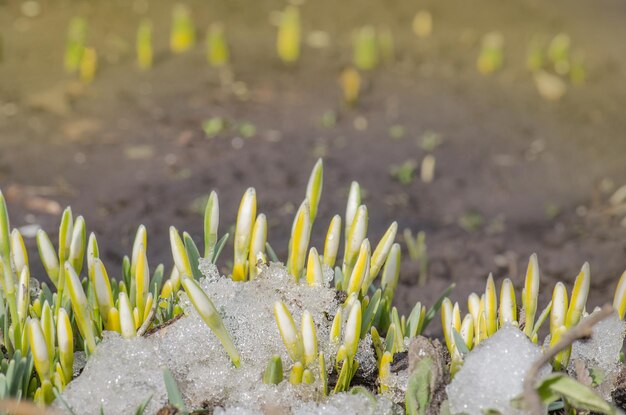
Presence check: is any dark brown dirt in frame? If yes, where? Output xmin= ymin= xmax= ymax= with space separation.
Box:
xmin=1 ymin=0 xmax=626 ymax=337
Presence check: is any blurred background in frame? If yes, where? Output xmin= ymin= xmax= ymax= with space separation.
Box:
xmin=1 ymin=0 xmax=625 ymax=329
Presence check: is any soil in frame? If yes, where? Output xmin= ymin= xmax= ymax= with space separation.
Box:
xmin=1 ymin=0 xmax=626 ymax=338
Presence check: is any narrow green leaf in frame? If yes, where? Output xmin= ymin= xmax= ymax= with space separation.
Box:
xmin=134 ymin=394 xmax=153 ymax=415
xmin=150 ymin=264 xmax=164 ymax=300
xmin=0 ymin=190 xmax=11 ymax=263
xmin=385 ymin=324 xmax=396 ymax=353
xmin=163 ymin=368 xmax=187 ymax=413
xmin=531 ymin=300 xmax=553 ymax=339
xmin=204 ymin=191 xmax=219 ymax=259
xmin=334 ymin=266 xmax=343 ymax=289
xmin=360 ymin=289 xmax=381 ymax=339
xmin=423 ymin=283 xmax=455 ymax=329
xmin=537 ymin=373 xmax=615 ymax=414
xmin=452 ymin=329 xmax=470 ymax=356
xmin=122 ymin=256 xmax=131 ymax=294
xmin=407 ymin=302 xmax=423 ymax=338
xmin=265 ymin=241 xmax=279 ymax=263
xmin=262 ymin=355 xmax=284 ymax=385
xmin=405 ymin=358 xmax=434 ymax=415
xmin=211 ymin=233 xmax=229 ymax=264
xmin=183 ymin=233 xmax=202 ymax=280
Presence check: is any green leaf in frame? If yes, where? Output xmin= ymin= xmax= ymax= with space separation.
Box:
xmin=265 ymin=241 xmax=279 ymax=263
xmin=589 ymin=367 xmax=605 ymax=387
xmin=334 ymin=266 xmax=344 ymax=290
xmin=547 ymin=401 xmax=564 ymax=412
xmin=134 ymin=394 xmax=153 ymax=415
xmin=262 ymin=355 xmax=284 ymax=385
xmin=422 ymin=284 xmax=455 ymax=330
xmin=531 ymin=301 xmax=552 ymax=339
xmin=406 ymin=357 xmax=433 ymax=415
xmin=122 ymin=256 xmax=131 ymax=293
xmin=536 ymin=373 xmax=615 ymax=414
xmin=360 ymin=289 xmax=381 ymax=339
xmin=452 ymin=329 xmax=470 ymax=356
xmin=333 ymin=358 xmax=353 ymax=393
xmin=0 ymin=191 xmax=10 ymax=262
xmin=183 ymin=233 xmax=202 ymax=280
xmin=385 ymin=324 xmax=396 ymax=353
xmin=163 ymin=368 xmax=187 ymax=413
xmin=42 ymin=282 xmax=54 ymax=305
xmin=406 ymin=302 xmax=423 ymax=338
xmin=211 ymin=233 xmax=229 ymax=264
xmin=150 ymin=264 xmax=164 ymax=300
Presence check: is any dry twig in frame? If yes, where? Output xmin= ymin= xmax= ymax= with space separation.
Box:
xmin=523 ymin=304 xmax=614 ymax=414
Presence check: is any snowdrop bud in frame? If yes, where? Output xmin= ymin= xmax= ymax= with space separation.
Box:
xmin=57 ymin=308 xmax=74 ymax=384
xmin=65 ymin=262 xmax=96 ymax=353
xmin=343 ymin=205 xmax=368 ymax=276
xmin=330 ymin=307 xmax=342 ymax=345
xmin=58 ymin=208 xmax=73 ymax=264
xmin=93 ymin=258 xmax=114 ymax=322
xmin=69 ymin=216 xmax=86 ymax=276
xmin=289 ymin=362 xmax=304 ymax=385
xmin=523 ymin=253 xmax=540 ymax=337
xmin=379 ymin=351 xmax=393 ymax=392
xmin=169 ymin=226 xmax=192 ymax=278
xmin=551 ymin=282 xmax=568 ymax=336
xmin=233 ymin=188 xmax=256 ymax=281
xmin=306 ymin=247 xmax=323 ymax=287
xmin=17 ymin=266 xmax=30 ymax=324
xmin=135 ymin=245 xmax=150 ymax=318
xmin=344 ymin=182 xmax=361 ymax=240
xmin=287 ymin=200 xmax=311 ymax=282
xmin=613 ymin=269 xmax=626 ymax=320
xmin=484 ymin=274 xmax=497 ymax=336
xmin=305 ymin=159 xmax=323 ymax=224
xmin=347 ymin=239 xmax=370 ymax=296
xmin=460 ymin=314 xmax=474 ymax=350
xmin=344 ymin=302 xmax=362 ymax=359
xmin=273 ymin=301 xmax=303 ymax=363
xmin=106 ymin=307 xmax=121 ymax=333
xmin=468 ymin=292 xmax=481 ymax=327
xmin=301 ymin=311 xmax=318 ymax=367
xmin=248 ymin=213 xmax=267 ymax=280
xmin=566 ymin=262 xmax=590 ymax=327
xmin=10 ymin=229 xmax=28 ymax=275
xmin=204 ymin=191 xmax=220 ymax=258
xmin=37 ymin=230 xmax=59 ymax=286
xmin=118 ymin=292 xmax=136 ymax=338
xmin=40 ymin=301 xmax=55 ymax=369
xmin=441 ymin=298 xmax=454 ymax=354
xmin=28 ymin=318 xmax=50 ymax=381
xmin=369 ymin=222 xmax=398 ymax=281
xmin=161 ymin=279 xmax=174 ymax=299
xmin=499 ymin=278 xmax=517 ymax=326
xmin=323 ymin=215 xmax=341 ymax=268
xmin=302 ymin=368 xmax=314 ymax=384
xmin=183 ymin=276 xmax=240 ymax=367
xmin=130 ymin=225 xmax=147 ymax=278
xmin=143 ymin=292 xmax=154 ymax=323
